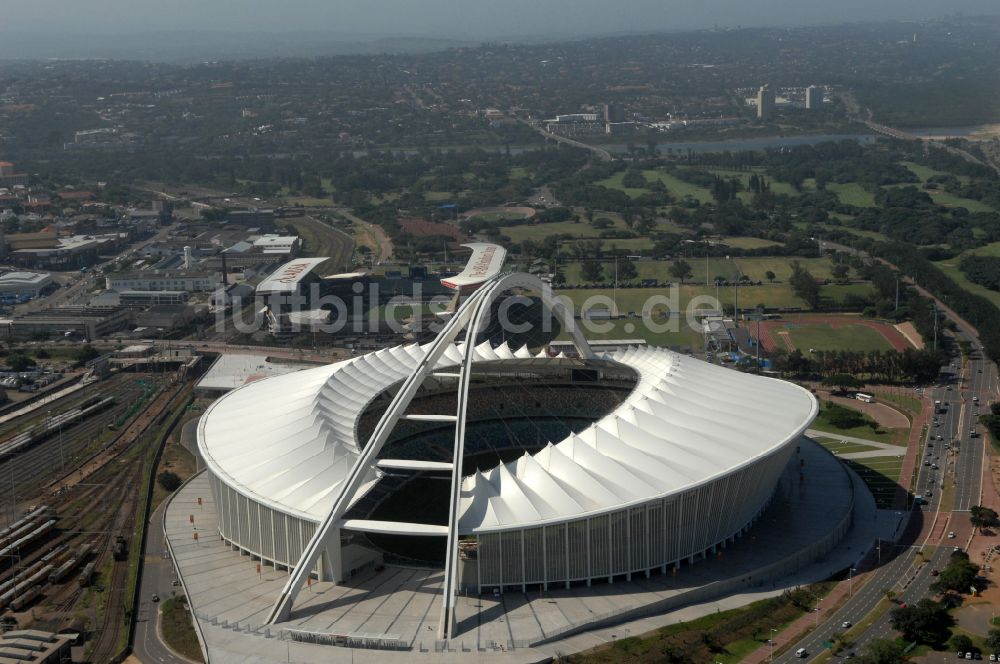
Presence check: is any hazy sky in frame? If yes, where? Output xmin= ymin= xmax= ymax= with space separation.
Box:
xmin=5 ymin=0 xmax=1000 ymax=37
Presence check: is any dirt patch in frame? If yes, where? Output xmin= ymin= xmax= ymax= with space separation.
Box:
xmin=953 ymin=601 xmax=994 ymax=637
xmin=399 ymin=217 xmax=466 ymax=240
xmin=895 ymin=321 xmax=924 ymax=349
xmin=462 ymin=206 xmax=535 ymax=220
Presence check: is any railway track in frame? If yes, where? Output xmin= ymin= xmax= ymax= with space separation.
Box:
xmin=0 ymin=371 xmax=190 ymax=658
xmin=0 ymin=376 xmax=162 ymax=522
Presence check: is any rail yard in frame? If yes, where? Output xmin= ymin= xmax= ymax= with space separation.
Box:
xmin=0 ymin=362 xmax=197 ymax=661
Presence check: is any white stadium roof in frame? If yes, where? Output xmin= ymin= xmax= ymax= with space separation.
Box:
xmin=198 ymin=342 xmax=817 ymax=533
xmin=256 ymin=257 xmax=329 ymax=295
xmin=440 ymin=243 xmax=507 ymax=291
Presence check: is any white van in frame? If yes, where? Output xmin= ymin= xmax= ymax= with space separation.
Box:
xmin=796 ymin=648 xmax=808 ymax=658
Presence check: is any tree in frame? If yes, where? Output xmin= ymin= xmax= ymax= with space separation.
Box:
xmin=987 ymin=628 xmax=1000 ymax=653
xmin=157 ymin=471 xmax=182 ymax=492
xmin=74 ymin=344 xmax=100 ymax=364
xmin=580 ymin=261 xmax=605 ymax=283
xmin=889 ymin=598 xmax=953 ymax=645
xmin=931 ymin=551 xmax=980 ymax=594
xmin=821 ymin=374 xmax=865 ymax=393
xmin=857 ymin=638 xmax=905 ymax=664
xmin=832 ymin=263 xmax=850 ymax=282
xmin=7 ymin=354 xmax=35 ymax=372
xmin=669 ymin=259 xmax=693 ymax=284
xmin=970 ymin=505 xmax=998 ymax=530
xmin=789 ymin=261 xmax=821 ymax=309
xmin=949 ymin=634 xmax=974 ymax=654
xmin=618 ymin=258 xmax=638 ymax=281
xmin=765 ymin=270 xmax=776 ymax=283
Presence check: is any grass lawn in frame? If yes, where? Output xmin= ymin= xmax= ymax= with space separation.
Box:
xmin=559 ymin=284 xmax=810 ymax=315
xmin=562 ymin=256 xmax=846 ymax=286
xmin=151 ymin=440 xmax=198 ymax=512
xmin=844 ymin=456 xmax=904 ymax=508
xmin=827 ymin=183 xmax=877 ymax=208
xmin=564 ymin=583 xmax=835 ymax=664
xmin=934 ymin=259 xmax=1000 ymax=310
xmin=594 ymin=171 xmax=651 ymax=198
xmin=642 ymin=169 xmax=715 ymax=204
xmin=811 ymin=403 xmax=907 ymax=447
xmin=814 ymin=438 xmax=882 ymax=455
xmin=901 ymin=161 xmax=952 ymax=182
xmin=501 ymin=219 xmax=619 ymax=243
xmin=879 ymin=392 xmax=922 ymax=417
xmin=160 ymin=596 xmax=205 ymax=662
xmin=704 ymin=168 xmax=800 ymax=198
xmin=928 ymin=190 xmax=997 ymax=213
xmin=964 ymin=241 xmax=1000 ymax=258
xmin=424 ymin=190 xmax=455 ymax=201
xmin=555 ymin=317 xmax=706 ymax=352
xmin=732 ymin=256 xmax=842 ymax=282
xmin=781 ymin=322 xmax=893 ymax=353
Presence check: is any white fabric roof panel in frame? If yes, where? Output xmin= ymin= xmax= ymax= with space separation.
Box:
xmin=198 ymin=342 xmax=817 ymax=531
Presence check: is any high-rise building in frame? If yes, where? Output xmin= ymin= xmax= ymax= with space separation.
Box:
xmin=603 ymin=102 xmax=625 ymax=123
xmin=756 ymin=85 xmax=775 ymax=121
xmin=806 ymin=86 xmax=824 ymax=110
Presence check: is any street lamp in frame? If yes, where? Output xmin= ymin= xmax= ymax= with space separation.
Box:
xmin=848 ymin=567 xmax=857 ymax=597
xmin=815 ymin=599 xmax=821 ymax=626
xmin=770 ymin=628 xmax=777 ymax=662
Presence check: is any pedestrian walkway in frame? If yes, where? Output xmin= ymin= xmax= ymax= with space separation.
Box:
xmin=806 ymin=430 xmax=903 ymax=452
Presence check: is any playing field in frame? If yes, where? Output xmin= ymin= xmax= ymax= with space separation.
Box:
xmin=779 ymin=322 xmax=894 ymax=353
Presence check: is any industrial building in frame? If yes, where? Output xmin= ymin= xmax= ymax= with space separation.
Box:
xmin=105 ymin=270 xmax=220 ymax=293
xmin=0 ymin=272 xmax=53 ymax=298
xmin=0 ymin=306 xmax=130 ymax=339
xmin=0 ymin=630 xmax=73 ymax=663
xmin=198 ymin=269 xmax=819 ymax=641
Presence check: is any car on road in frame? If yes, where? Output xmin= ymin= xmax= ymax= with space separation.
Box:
xmin=796 ymin=648 xmax=809 ymax=658
xmin=841 ymin=621 xmax=852 ymax=628
xmin=931 ymin=569 xmax=940 ymax=576
xmin=925 ymin=490 xmax=933 ymax=497
xmin=151 ymin=593 xmax=159 ymax=602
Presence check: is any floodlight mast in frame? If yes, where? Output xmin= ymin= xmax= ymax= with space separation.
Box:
xmin=265 ymin=272 xmax=592 ymax=638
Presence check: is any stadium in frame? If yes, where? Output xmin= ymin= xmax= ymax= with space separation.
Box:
xmin=195 ymin=266 xmax=821 ymax=642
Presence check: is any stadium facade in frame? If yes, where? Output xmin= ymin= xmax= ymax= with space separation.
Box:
xmin=197 ymin=271 xmax=818 ymax=638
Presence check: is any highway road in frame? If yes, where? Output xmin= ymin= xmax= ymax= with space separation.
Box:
xmin=775 ymin=317 xmax=996 ymax=661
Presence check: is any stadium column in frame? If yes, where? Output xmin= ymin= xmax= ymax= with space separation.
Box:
xmin=317 ymin=528 xmax=341 ymax=582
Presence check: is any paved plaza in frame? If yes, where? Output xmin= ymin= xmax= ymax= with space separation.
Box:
xmin=164 ymin=438 xmax=883 ymax=662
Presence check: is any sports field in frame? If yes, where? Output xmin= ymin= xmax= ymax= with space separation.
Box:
xmin=759 ymin=315 xmax=913 ymax=353
xmin=781 ymin=322 xmax=893 ymax=353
